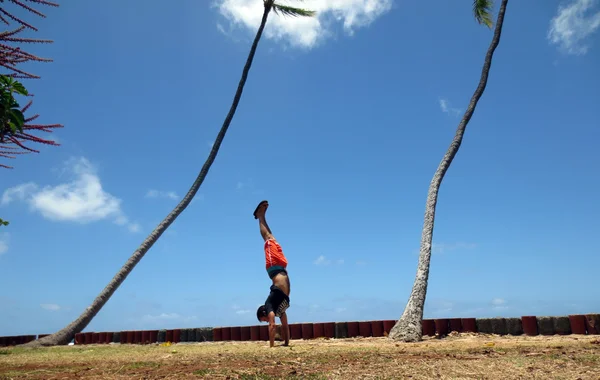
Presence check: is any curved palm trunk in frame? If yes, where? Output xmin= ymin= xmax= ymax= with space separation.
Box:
xmin=389 ymin=0 xmax=508 ymax=343
xmin=23 ymin=2 xmax=274 ymax=348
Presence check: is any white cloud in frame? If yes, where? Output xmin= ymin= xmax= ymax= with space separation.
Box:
xmin=217 ymin=22 xmax=227 ymax=35
xmin=314 ymin=255 xmax=329 ymax=265
xmin=235 ymin=179 xmax=263 ymax=195
xmin=314 ymin=255 xmax=345 ymax=266
xmin=40 ymin=303 xmax=61 ymax=311
xmin=355 ymin=260 xmax=366 ymax=266
xmin=216 ymin=0 xmax=393 ymax=49
xmin=439 ymin=98 xmax=461 ymax=116
xmin=430 ymin=242 xmax=477 ymax=254
xmin=0 ymin=233 xmax=8 ymax=255
xmin=1 ymin=183 xmax=37 ymax=205
xmin=548 ymin=0 xmax=600 ymax=55
xmin=491 ymin=298 xmax=508 ymax=310
xmin=491 ymin=298 xmax=506 ymax=306
xmin=145 ymin=189 xmax=179 ymax=200
xmin=1 ymin=157 xmax=139 ymax=231
xmin=232 ymin=304 xmax=251 ymax=314
xmin=144 ymin=312 xmax=179 ymax=320
xmin=127 ymin=223 xmax=141 ymax=233
xmin=141 ymin=313 xmax=197 ymax=324
xmin=191 ymin=194 xmax=205 ymax=203
xmin=425 ymin=299 xmax=455 ymax=317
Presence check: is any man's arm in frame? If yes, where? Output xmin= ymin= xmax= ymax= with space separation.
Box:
xmin=267 ymin=311 xmax=276 ymax=348
xmin=280 ymin=312 xmax=289 ymax=346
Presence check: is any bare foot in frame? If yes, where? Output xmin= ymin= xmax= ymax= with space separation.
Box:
xmin=253 ymin=200 xmax=269 ymax=219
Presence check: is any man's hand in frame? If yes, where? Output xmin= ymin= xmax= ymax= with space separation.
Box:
xmin=280 ymin=312 xmax=290 ymax=346
xmin=268 ymin=312 xmax=276 ymax=348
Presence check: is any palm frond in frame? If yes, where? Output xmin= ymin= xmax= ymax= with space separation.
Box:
xmin=473 ymin=0 xmax=494 ymax=28
xmin=272 ymin=3 xmax=316 ymax=18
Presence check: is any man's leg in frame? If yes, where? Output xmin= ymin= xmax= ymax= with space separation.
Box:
xmin=254 ymin=201 xmax=275 ymax=242
xmin=254 ymin=201 xmax=290 ymax=288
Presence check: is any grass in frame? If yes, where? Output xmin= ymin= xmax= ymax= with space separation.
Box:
xmin=0 ymin=334 xmax=598 ymax=379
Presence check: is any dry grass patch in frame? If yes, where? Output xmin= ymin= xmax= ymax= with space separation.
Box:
xmin=0 ymin=334 xmax=598 ymax=379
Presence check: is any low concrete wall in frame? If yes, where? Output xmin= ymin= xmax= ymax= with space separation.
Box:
xmin=1 ymin=314 xmax=598 ymax=347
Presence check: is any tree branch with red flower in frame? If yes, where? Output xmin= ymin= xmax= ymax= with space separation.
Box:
xmin=0 ymin=0 xmax=62 ymax=169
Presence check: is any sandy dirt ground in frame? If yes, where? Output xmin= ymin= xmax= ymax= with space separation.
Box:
xmin=1 ymin=333 xmax=599 ymax=379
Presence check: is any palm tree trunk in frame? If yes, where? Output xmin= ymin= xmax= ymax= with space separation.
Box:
xmin=388 ymin=0 xmax=508 ymax=343
xmin=22 ymin=2 xmax=274 ymax=348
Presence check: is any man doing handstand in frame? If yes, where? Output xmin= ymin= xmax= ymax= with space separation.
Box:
xmin=254 ymin=200 xmax=291 ymax=347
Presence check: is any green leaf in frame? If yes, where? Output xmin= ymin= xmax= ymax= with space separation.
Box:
xmin=8 ymin=98 xmax=20 ymax=108
xmin=473 ymin=0 xmax=494 ymax=28
xmin=272 ymin=3 xmax=316 ymax=18
xmin=0 ymin=75 xmax=11 ymax=86
xmin=12 ymin=82 xmax=28 ymax=96
xmin=0 ymin=74 xmax=29 ymax=142
xmin=9 ymin=109 xmax=25 ymax=128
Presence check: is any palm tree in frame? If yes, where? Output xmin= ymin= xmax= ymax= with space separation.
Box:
xmin=23 ymin=0 xmax=315 ymax=347
xmin=388 ymin=0 xmax=509 ymax=342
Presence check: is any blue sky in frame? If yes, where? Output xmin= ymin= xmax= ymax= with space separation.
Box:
xmin=1 ymin=0 xmax=599 ymax=336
